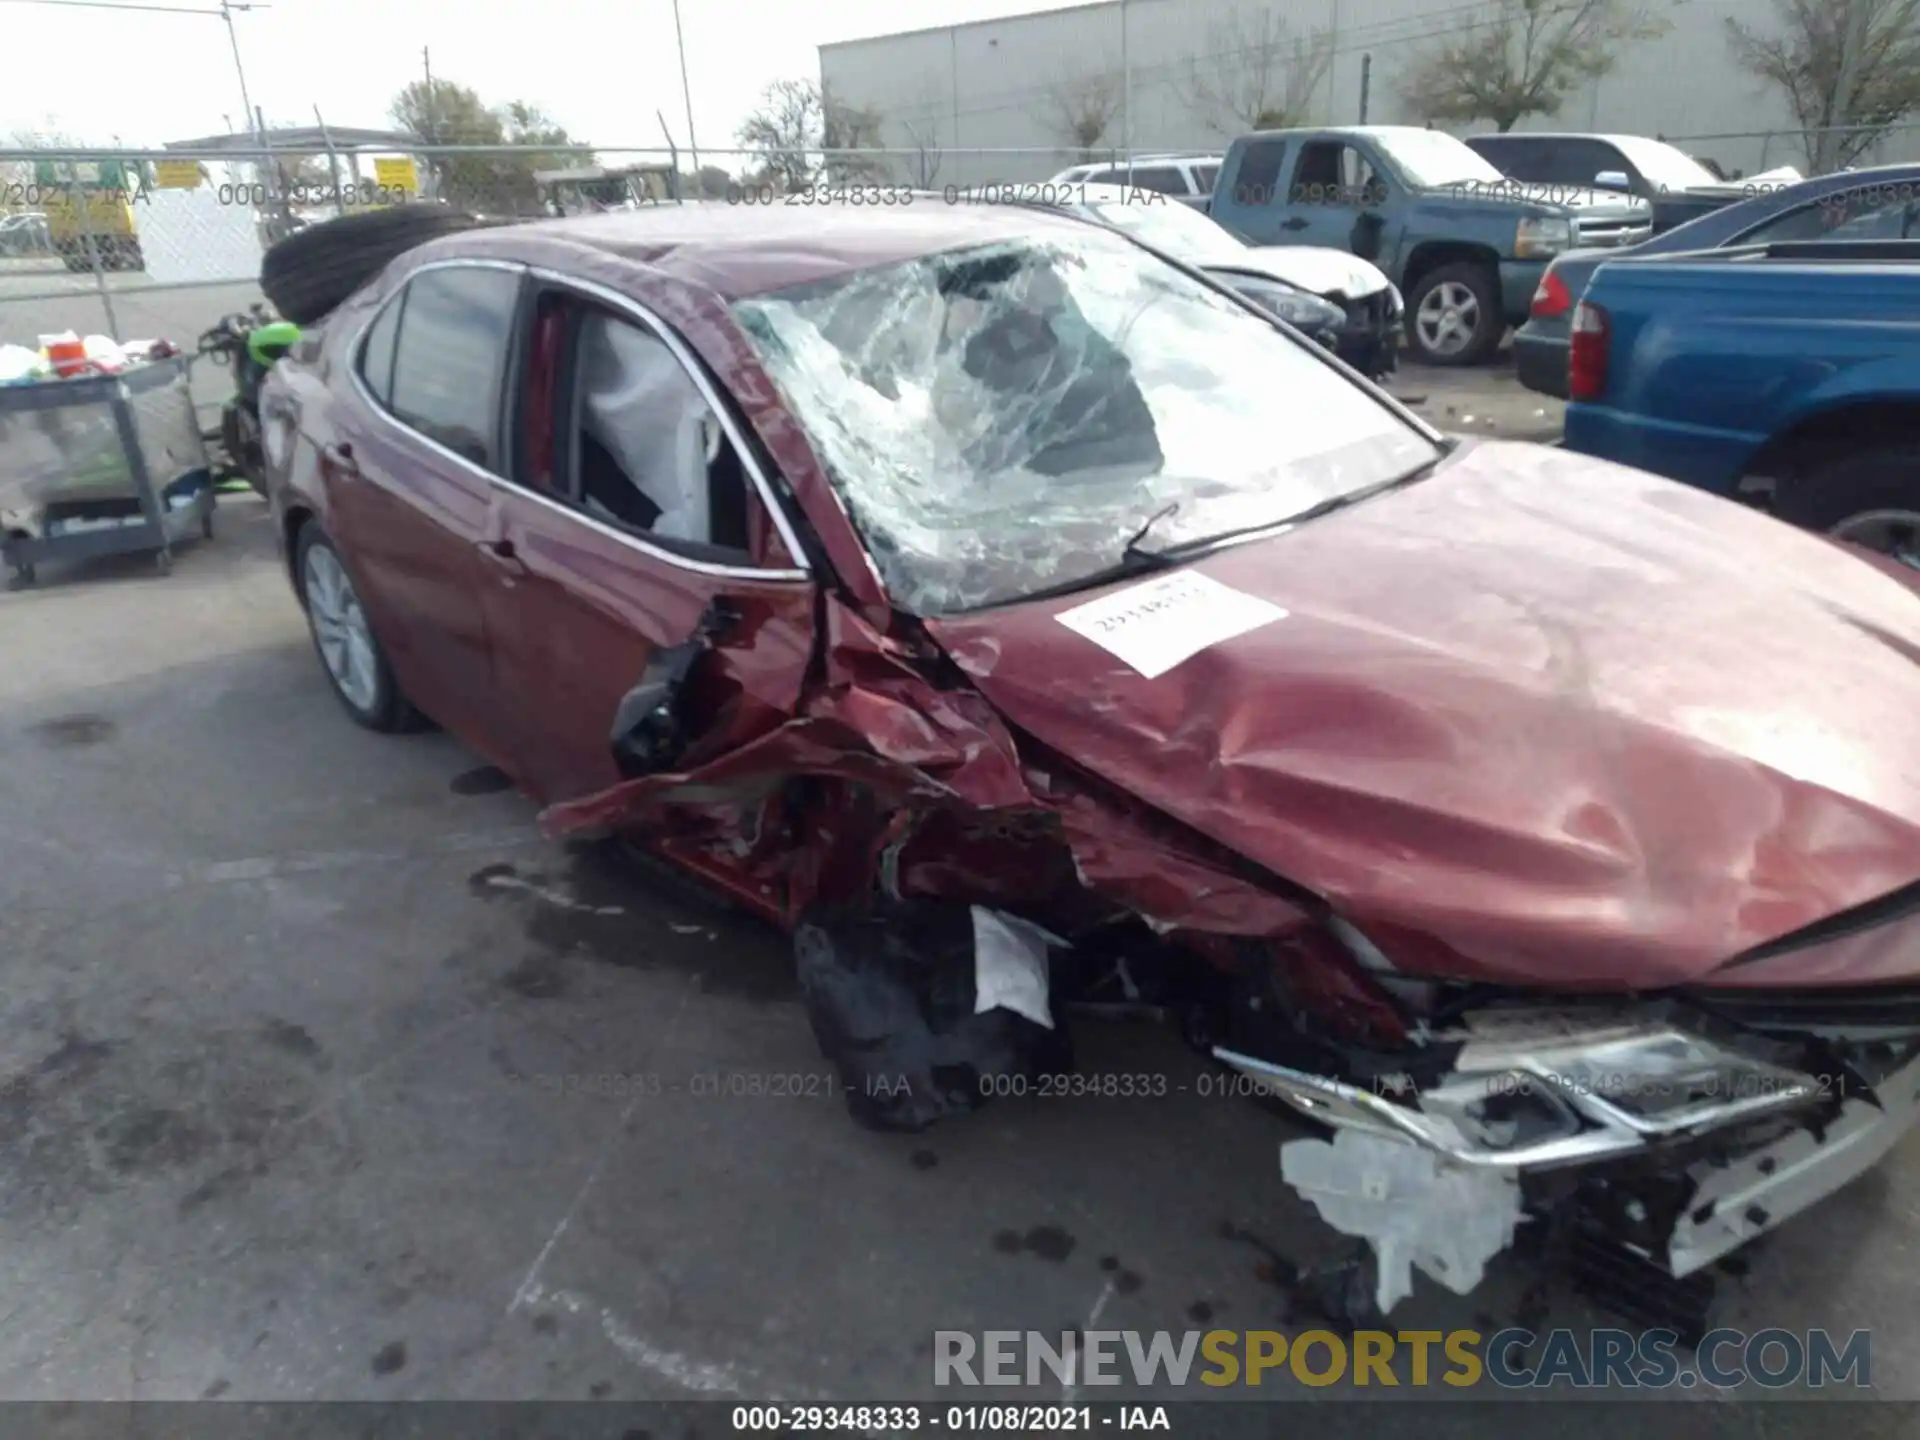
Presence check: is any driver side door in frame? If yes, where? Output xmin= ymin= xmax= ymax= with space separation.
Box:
xmin=1286 ymin=140 xmax=1395 ymax=260
xmin=478 ymin=279 xmax=821 ymax=813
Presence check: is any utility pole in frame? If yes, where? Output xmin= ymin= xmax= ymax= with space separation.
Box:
xmin=422 ymin=45 xmax=437 ymax=200
xmin=1829 ymin=0 xmax=1875 ymax=172
xmin=670 ymin=0 xmax=700 ymax=176
xmin=219 ymin=0 xmax=260 ymax=144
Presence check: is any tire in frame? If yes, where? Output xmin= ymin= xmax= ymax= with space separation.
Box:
xmin=260 ymin=203 xmax=491 ymax=325
xmin=1404 ymin=261 xmax=1504 ymax=367
xmin=293 ymin=523 xmax=422 ymax=732
xmin=1774 ymin=439 xmax=1920 ymax=566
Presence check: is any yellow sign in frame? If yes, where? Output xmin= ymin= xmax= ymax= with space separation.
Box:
xmin=373 ymin=157 xmax=419 ymax=192
xmin=154 ymin=160 xmax=204 ymax=190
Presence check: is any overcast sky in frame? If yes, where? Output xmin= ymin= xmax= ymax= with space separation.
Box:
xmin=3 ymin=0 xmax=1090 ymax=160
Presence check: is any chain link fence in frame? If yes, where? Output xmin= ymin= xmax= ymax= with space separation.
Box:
xmin=7 ymin=122 xmax=1916 ymax=422
xmin=0 ymin=140 xmax=1159 ymax=422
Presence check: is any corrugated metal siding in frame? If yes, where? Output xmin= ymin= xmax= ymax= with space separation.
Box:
xmin=819 ymin=0 xmax=1920 ymax=185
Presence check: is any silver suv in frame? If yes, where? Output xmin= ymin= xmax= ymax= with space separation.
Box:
xmin=1048 ymin=155 xmax=1222 ymax=209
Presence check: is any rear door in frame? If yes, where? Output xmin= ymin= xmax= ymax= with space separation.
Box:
xmin=1213 ymin=136 xmax=1292 ymax=242
xmin=325 ymin=259 xmax=526 ymax=768
xmin=479 ymin=279 xmax=819 ymax=806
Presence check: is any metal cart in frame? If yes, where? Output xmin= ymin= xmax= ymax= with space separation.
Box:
xmin=1 ymin=355 xmax=216 ymax=591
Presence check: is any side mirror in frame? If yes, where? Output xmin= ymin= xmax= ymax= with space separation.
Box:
xmin=1594 ymin=170 xmax=1631 ymax=192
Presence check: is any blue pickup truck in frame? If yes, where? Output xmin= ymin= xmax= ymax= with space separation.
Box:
xmin=1562 ymin=237 xmax=1920 ymax=564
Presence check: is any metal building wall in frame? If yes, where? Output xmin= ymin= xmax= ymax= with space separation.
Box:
xmin=819 ymin=0 xmax=1916 ymax=186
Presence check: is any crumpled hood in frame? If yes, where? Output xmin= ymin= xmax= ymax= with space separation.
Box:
xmin=927 ymin=441 xmax=1920 ymax=990
xmin=1230 ymin=247 xmax=1394 ymax=299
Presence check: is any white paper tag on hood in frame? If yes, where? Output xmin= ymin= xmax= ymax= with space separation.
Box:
xmin=1054 ymin=571 xmax=1288 ymax=679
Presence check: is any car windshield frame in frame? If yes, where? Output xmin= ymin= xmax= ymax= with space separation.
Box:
xmin=1372 ymin=130 xmax=1509 ymax=189
xmin=729 ymin=228 xmax=1442 ymax=618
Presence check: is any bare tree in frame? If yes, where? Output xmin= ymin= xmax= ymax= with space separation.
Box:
xmin=902 ymin=118 xmax=944 ymax=187
xmin=1038 ymin=69 xmax=1124 ymax=160
xmin=737 ymin=77 xmax=889 ymax=189
xmin=1398 ymin=0 xmax=1668 ymax=132
xmin=1176 ymin=10 xmax=1335 ymax=134
xmin=1728 ymin=0 xmax=1920 ymax=171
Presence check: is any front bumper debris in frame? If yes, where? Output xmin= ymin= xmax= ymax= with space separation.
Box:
xmin=1219 ymin=1010 xmax=1920 ymax=1314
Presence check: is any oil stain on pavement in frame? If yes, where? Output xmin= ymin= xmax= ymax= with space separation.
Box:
xmin=28 ymin=714 xmax=116 ymax=747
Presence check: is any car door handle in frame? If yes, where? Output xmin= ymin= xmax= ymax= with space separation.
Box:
xmin=1281 ymin=216 xmax=1310 ymax=231
xmin=479 ymin=537 xmax=527 ymax=575
xmin=322 ymin=440 xmax=359 ymax=475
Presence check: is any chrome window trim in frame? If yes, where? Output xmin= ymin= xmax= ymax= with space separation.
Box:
xmin=345 ymin=256 xmax=812 ymax=584
xmin=528 ymin=266 xmax=814 ymax=578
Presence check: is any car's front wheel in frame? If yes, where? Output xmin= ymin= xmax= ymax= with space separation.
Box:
xmin=295 ymin=524 xmax=420 ymax=731
xmin=1405 ymin=262 xmax=1503 ymax=366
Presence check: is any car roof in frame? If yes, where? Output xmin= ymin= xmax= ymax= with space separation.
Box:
xmin=438 ymin=198 xmax=1100 ymax=300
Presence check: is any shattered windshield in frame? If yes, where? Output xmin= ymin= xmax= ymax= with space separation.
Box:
xmin=731 ymin=231 xmax=1438 ymax=615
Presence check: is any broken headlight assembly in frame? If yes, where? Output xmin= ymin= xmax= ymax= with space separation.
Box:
xmin=1215 ymin=1013 xmax=1824 ymax=1169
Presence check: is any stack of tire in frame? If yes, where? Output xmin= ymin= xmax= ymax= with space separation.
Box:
xmin=259 ymin=203 xmax=495 ymax=326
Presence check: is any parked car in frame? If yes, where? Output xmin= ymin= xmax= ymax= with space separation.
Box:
xmin=1048 ymin=154 xmax=1221 ymax=209
xmin=1464 ymin=132 xmax=1803 ymax=235
xmin=1561 ymin=235 xmax=1920 ymax=565
xmin=1515 ymin=163 xmax=1920 ymax=398
xmin=1017 ymin=182 xmax=1402 ymax=377
xmin=1209 ymin=125 xmax=1653 ymax=365
xmin=262 ymin=200 xmax=1920 ymax=1331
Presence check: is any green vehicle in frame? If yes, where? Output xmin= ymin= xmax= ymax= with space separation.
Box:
xmin=32 ymin=157 xmax=150 ymax=271
xmin=197 ymin=304 xmax=302 ymax=496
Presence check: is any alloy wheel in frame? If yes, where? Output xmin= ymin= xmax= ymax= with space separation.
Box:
xmin=303 ymin=545 xmax=380 ymax=712
xmin=1415 ymin=281 xmax=1481 ymax=358
xmin=1830 ymin=509 xmax=1920 ymax=571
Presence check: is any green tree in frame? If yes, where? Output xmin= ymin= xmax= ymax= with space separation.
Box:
xmin=1398 ymin=0 xmax=1669 ymax=132
xmin=736 ymin=78 xmax=888 ymax=190
xmin=390 ymin=78 xmax=592 ymax=213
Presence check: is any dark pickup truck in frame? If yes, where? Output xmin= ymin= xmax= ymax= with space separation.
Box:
xmin=1465 ymin=132 xmax=1801 ymax=235
xmin=1562 ymin=237 xmax=1920 ymax=567
xmin=1210 ymin=125 xmax=1651 ymax=366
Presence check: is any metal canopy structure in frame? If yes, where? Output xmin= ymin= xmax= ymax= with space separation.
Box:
xmin=164 ymin=127 xmax=421 ymax=153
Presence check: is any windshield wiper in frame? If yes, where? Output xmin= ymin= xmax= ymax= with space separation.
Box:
xmin=1121 ymin=500 xmax=1181 ymax=564
xmin=1132 ymin=450 xmax=1452 ymax=566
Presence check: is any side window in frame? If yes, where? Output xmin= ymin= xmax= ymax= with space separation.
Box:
xmin=1739 ymin=187 xmax=1912 ymax=244
xmin=1480 ymin=138 xmax=1546 ymax=179
xmin=357 ymin=293 xmax=402 ymax=407
xmin=564 ymin=307 xmax=753 ymax=559
xmin=1558 ymin=140 xmax=1622 ymax=186
xmin=1230 ymin=140 xmax=1288 ymax=206
xmin=1293 ymin=143 xmax=1385 ymax=205
xmin=1126 ymin=165 xmax=1184 ymax=194
xmin=1339 ymin=146 xmax=1388 ymax=204
xmin=387 ymin=266 xmax=522 ymax=472
xmin=1193 ymin=163 xmax=1220 ymax=192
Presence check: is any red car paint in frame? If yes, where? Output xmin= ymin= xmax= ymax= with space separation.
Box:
xmin=270 ymin=204 xmax=1920 ymax=1003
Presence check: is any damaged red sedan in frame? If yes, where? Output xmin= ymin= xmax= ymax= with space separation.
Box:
xmin=261 ymin=200 xmax=1920 ymax=1329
